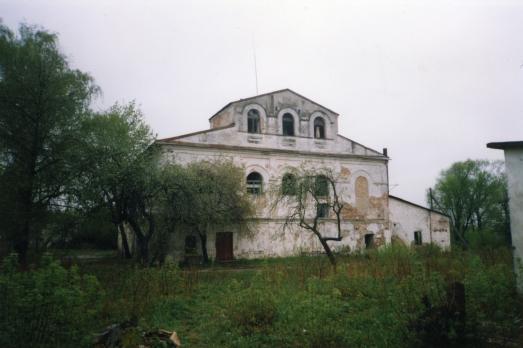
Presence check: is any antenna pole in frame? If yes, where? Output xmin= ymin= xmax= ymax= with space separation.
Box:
xmin=252 ymin=33 xmax=259 ymax=95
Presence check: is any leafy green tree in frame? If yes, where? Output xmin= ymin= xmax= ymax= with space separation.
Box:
xmin=0 ymin=24 xmax=98 ymax=263
xmin=155 ymin=160 xmax=255 ymax=264
xmin=183 ymin=161 xmax=254 ymax=263
xmin=78 ymin=102 xmax=156 ymax=262
xmin=428 ymin=159 xmax=509 ymax=247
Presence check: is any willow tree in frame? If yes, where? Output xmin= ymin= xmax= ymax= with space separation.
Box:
xmin=0 ymin=24 xmax=98 ymax=263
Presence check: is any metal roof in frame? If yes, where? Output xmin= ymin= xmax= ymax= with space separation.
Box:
xmin=486 ymin=141 xmax=523 ymax=150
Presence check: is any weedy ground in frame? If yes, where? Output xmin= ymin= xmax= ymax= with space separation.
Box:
xmin=1 ymin=245 xmax=522 ymax=347
xmin=81 ymin=245 xmax=523 ymax=347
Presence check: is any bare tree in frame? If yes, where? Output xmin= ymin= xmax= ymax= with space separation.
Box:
xmin=273 ymin=167 xmax=344 ymax=266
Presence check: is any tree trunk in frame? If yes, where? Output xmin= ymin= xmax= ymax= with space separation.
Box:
xmin=137 ymin=234 xmax=149 ymax=265
xmin=15 ymin=189 xmax=34 ymax=267
xmin=128 ymin=218 xmax=149 ymax=265
xmin=315 ymin=232 xmax=336 ymax=267
xmin=199 ymin=232 xmax=209 ymax=264
xmin=118 ymin=223 xmax=132 ymax=259
xmin=14 ymin=237 xmax=29 ymax=268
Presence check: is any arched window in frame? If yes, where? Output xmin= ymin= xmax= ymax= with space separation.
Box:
xmin=246 ymin=172 xmax=263 ymax=194
xmin=281 ymin=173 xmax=297 ymax=195
xmin=315 ymin=175 xmax=329 ymax=197
xmin=282 ymin=113 xmax=294 ymax=136
xmin=247 ymin=109 xmax=260 ymax=133
xmin=314 ymin=117 xmax=325 ymax=139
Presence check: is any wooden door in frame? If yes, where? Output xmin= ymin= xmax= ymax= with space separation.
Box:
xmin=215 ymin=232 xmax=233 ymax=261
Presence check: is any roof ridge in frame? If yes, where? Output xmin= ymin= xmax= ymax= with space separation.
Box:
xmin=157 ymin=123 xmax=235 ymax=142
xmin=388 ymin=195 xmax=449 ymax=217
xmin=337 ymin=134 xmax=387 ymax=158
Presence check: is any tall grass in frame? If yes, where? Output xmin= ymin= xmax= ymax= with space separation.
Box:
xmin=1 ymin=245 xmax=520 ymax=347
xmin=0 ymin=254 xmax=101 ymax=347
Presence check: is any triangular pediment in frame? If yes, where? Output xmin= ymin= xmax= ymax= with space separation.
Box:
xmin=209 ymin=89 xmax=338 ymax=121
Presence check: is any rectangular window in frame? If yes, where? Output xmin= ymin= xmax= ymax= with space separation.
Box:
xmin=246 ymin=182 xmax=262 ymax=195
xmin=315 ymin=176 xmax=329 ymax=197
xmin=248 ymin=117 xmax=259 ymax=133
xmin=414 ymin=231 xmax=422 ymax=245
xmin=316 ymin=203 xmax=329 ymax=218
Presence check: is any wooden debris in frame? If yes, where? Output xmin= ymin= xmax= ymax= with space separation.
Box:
xmin=94 ymin=321 xmax=180 ymax=347
xmin=170 ymin=331 xmax=181 ymax=346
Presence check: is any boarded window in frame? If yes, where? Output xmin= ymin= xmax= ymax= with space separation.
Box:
xmin=246 ymin=172 xmax=263 ymax=194
xmin=314 ymin=117 xmax=325 ymax=139
xmin=355 ymin=176 xmax=369 ymax=211
xmin=247 ymin=109 xmax=260 ymax=133
xmin=282 ymin=113 xmax=294 ymax=136
xmin=315 ymin=175 xmax=329 ymax=197
xmin=414 ymin=231 xmax=422 ymax=245
xmin=364 ymin=233 xmax=374 ymax=249
xmin=282 ymin=173 xmax=297 ymax=195
xmin=317 ymin=203 xmax=329 ymax=218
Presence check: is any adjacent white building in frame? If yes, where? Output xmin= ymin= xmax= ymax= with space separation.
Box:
xmin=156 ymin=89 xmax=450 ymax=262
xmin=487 ymin=141 xmax=523 ymax=293
xmin=389 ymin=196 xmax=451 ymax=248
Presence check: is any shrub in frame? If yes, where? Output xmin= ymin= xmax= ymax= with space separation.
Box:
xmin=464 ymin=255 xmax=520 ymax=341
xmin=0 ymin=254 xmax=101 ymax=347
xmin=227 ymin=286 xmax=277 ymax=335
xmin=99 ymin=262 xmax=183 ymax=323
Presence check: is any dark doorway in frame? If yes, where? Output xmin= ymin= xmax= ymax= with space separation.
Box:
xmin=185 ymin=235 xmax=197 ymax=254
xmin=364 ymin=233 xmax=374 ymax=249
xmin=216 ymin=232 xmax=233 ymax=261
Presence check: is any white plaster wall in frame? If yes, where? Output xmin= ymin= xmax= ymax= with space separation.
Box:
xmin=431 ymin=213 xmax=451 ymax=248
xmin=161 ymin=144 xmax=390 ymax=261
xmin=389 ymin=197 xmax=450 ymax=249
xmin=196 ymin=90 xmax=383 ymax=157
xmin=157 ymin=90 xmax=398 ymax=261
xmin=162 ymin=145 xmax=389 ymax=216
xmin=170 ymin=126 xmax=380 ymax=157
xmin=504 ymin=148 xmax=523 ymax=292
xmin=211 ymin=90 xmax=339 ymax=136
xmin=201 ymin=221 xmax=389 ymax=260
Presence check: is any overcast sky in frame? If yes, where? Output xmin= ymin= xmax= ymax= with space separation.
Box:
xmin=2 ymin=0 xmax=523 ymax=206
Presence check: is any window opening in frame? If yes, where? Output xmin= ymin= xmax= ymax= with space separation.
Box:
xmin=414 ymin=231 xmax=422 ymax=245
xmin=317 ymin=203 xmax=329 ymax=218
xmin=315 ymin=175 xmax=329 ymax=197
xmin=314 ymin=117 xmax=325 ymax=139
xmin=247 ymin=109 xmax=260 ymax=133
xmin=282 ymin=113 xmax=294 ymax=136
xmin=282 ymin=173 xmax=297 ymax=195
xmin=185 ymin=235 xmax=198 ymax=254
xmin=246 ymin=172 xmax=263 ymax=194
